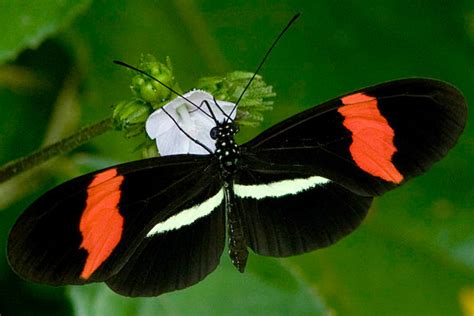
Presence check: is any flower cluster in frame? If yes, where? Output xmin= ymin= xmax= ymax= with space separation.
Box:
xmin=113 ymin=55 xmax=275 ymax=157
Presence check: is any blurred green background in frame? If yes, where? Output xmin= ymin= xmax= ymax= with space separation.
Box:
xmin=0 ymin=1 xmax=473 ymax=315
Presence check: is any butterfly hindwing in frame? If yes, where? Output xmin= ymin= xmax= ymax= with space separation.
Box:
xmin=106 ymin=189 xmax=225 ymax=297
xmin=234 ymin=167 xmax=372 ymax=257
xmin=241 ymin=78 xmax=467 ymax=196
xmin=7 ymin=155 xmax=225 ymax=293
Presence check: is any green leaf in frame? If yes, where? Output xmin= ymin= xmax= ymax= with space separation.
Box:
xmin=0 ymin=0 xmax=91 ymax=63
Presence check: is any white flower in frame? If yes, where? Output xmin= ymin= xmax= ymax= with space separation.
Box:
xmin=146 ymin=90 xmax=236 ymax=156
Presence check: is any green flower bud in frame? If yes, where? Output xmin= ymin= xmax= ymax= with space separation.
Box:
xmin=113 ymin=98 xmax=152 ymax=137
xmin=139 ymin=83 xmax=158 ymax=103
xmin=130 ymin=54 xmax=177 ymax=104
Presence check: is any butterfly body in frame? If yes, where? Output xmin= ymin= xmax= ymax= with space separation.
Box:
xmin=209 ymin=121 xmax=249 ymax=271
xmin=7 ymin=78 xmax=467 ymax=296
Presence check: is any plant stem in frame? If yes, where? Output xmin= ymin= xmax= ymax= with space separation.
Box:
xmin=0 ymin=118 xmax=113 ymax=183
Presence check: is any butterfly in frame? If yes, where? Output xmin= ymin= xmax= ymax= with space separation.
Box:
xmin=7 ymin=15 xmax=467 ymax=297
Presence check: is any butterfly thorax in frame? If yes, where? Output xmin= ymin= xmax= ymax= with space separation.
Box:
xmin=211 ymin=122 xmax=240 ymax=181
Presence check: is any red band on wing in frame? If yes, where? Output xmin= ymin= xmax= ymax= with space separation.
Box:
xmin=338 ymin=93 xmax=403 ymax=184
xmin=79 ymin=168 xmax=124 ymax=279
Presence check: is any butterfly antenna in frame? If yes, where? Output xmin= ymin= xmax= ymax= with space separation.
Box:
xmin=188 ymin=99 xmax=223 ymax=126
xmin=212 ymin=96 xmax=233 ymax=122
xmin=113 ymin=60 xmax=213 ymax=120
xmin=228 ymin=13 xmax=301 ymax=119
xmin=202 ymin=100 xmax=219 ymax=124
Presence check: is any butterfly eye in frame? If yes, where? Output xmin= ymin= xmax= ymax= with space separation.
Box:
xmin=210 ymin=127 xmax=218 ymax=139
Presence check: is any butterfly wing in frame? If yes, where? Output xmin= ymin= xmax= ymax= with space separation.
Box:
xmin=234 ymin=167 xmax=373 ymax=257
xmin=235 ymin=78 xmax=466 ymax=256
xmin=241 ymin=78 xmax=466 ymax=196
xmin=8 ymin=155 xmax=225 ymax=296
xmin=105 ymin=198 xmax=225 ymax=296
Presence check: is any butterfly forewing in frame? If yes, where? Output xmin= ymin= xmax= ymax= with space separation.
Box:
xmin=241 ymin=79 xmax=467 ymax=196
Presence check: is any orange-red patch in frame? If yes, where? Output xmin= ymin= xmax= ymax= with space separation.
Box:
xmin=79 ymin=168 xmax=124 ymax=279
xmin=338 ymin=93 xmax=403 ymax=184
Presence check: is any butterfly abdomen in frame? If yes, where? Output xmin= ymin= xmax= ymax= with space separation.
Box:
xmin=225 ymin=182 xmax=249 ymax=272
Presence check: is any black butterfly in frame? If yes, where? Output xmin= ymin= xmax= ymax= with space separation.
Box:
xmin=7 ymin=14 xmax=467 ymax=297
